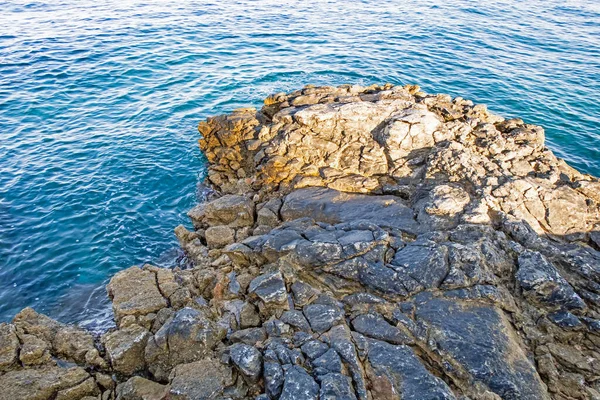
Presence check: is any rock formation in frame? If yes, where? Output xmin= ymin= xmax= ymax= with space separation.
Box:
xmin=1 ymin=83 xmax=600 ymax=399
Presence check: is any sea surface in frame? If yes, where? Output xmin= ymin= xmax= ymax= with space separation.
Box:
xmin=1 ymin=0 xmax=599 ymax=329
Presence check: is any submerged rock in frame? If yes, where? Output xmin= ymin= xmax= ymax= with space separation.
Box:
xmin=6 ymin=83 xmax=600 ymax=400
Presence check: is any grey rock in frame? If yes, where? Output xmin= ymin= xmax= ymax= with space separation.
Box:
xmin=323 ymin=325 xmax=368 ymax=400
xmin=230 ymin=343 xmax=263 ymax=383
xmin=279 ymin=365 xmax=319 ymax=400
xmin=303 ymin=303 xmax=343 ymax=333
xmin=548 ymin=311 xmax=583 ymax=329
xmin=351 ymin=313 xmax=413 ymax=345
xmin=291 ymin=281 xmax=318 ymax=307
xmin=362 ymin=337 xmax=456 ymax=400
xmin=319 ymin=373 xmax=357 ymax=400
xmin=311 ymin=348 xmax=342 ymax=376
xmin=281 ymin=187 xmax=419 ymax=233
xmin=264 ymin=361 xmax=284 ymax=399
xmin=415 ymin=294 xmax=549 ymax=400
xmin=301 ymin=339 xmax=330 ymax=360
xmin=249 ymin=271 xmax=288 ymax=305
xmin=516 ymin=250 xmax=586 ymax=311
xmin=229 ymin=327 xmax=267 ymax=345
xmin=390 ymin=243 xmax=448 ymax=291
xmin=145 ymin=307 xmax=226 ymax=381
xmin=281 ymin=310 xmax=311 ymax=332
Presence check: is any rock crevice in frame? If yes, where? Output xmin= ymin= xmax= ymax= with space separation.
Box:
xmin=2 ymin=83 xmax=600 ymax=400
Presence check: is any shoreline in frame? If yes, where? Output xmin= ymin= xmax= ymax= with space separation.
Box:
xmin=2 ymin=83 xmax=600 ymax=399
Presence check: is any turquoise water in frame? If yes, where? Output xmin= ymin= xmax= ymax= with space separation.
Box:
xmin=1 ymin=0 xmax=599 ymax=328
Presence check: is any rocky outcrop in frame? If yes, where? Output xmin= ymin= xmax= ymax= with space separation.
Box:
xmin=3 ymin=83 xmax=600 ymax=399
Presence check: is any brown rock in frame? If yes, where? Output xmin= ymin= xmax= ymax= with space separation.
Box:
xmin=116 ymin=376 xmax=168 ymax=400
xmin=102 ymin=324 xmax=150 ymax=376
xmin=107 ymin=266 xmax=168 ymax=326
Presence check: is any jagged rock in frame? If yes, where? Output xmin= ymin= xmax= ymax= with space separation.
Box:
xmin=414 ymin=294 xmax=549 ymax=399
xmin=107 ymin=266 xmax=168 ymax=326
xmin=116 ymin=376 xmax=168 ymax=400
xmin=516 ymin=250 xmax=586 ymax=311
xmin=279 ymin=365 xmax=319 ymax=400
xmin=145 ymin=307 xmax=226 ymax=381
xmin=319 ymin=373 xmax=357 ymax=400
xmin=19 ymin=333 xmax=51 ymax=366
xmin=359 ymin=337 xmax=455 ymax=400
xmin=102 ymin=324 xmax=150 ymax=376
xmin=168 ymin=359 xmax=234 ymax=400
xmin=229 ymin=343 xmax=262 ymax=383
xmin=12 ymin=307 xmax=102 ymax=366
xmin=303 ymin=303 xmax=343 ymax=333
xmin=204 ymin=194 xmax=255 ymax=227
xmin=205 ymin=225 xmax=236 ymax=248
xmin=0 ymin=365 xmax=96 ymax=400
xmin=249 ymin=271 xmax=288 ymax=306
xmin=7 ymin=84 xmax=600 ymax=400
xmin=0 ymin=323 xmax=19 ymax=372
xmin=351 ymin=313 xmax=412 ymax=345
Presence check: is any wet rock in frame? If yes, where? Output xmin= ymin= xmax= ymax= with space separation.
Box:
xmin=168 ymin=359 xmax=235 ymax=400
xmin=107 ymin=266 xmax=168 ymax=325
xmin=102 ymin=324 xmax=150 ymax=376
xmin=229 ymin=343 xmax=262 ymax=383
xmin=116 ymin=376 xmax=169 ymax=400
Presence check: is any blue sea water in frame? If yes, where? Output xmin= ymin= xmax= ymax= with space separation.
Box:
xmin=1 ymin=0 xmax=599 ymax=329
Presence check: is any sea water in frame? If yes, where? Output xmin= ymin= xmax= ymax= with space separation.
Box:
xmin=1 ymin=0 xmax=599 ymax=329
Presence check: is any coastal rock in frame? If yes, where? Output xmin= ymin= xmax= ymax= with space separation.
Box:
xmin=0 ymin=323 xmax=19 ymax=372
xmin=8 ymin=84 xmax=600 ymax=400
xmin=116 ymin=376 xmax=169 ymax=400
xmin=168 ymin=359 xmax=235 ymax=400
xmin=144 ymin=307 xmax=226 ymax=381
xmin=102 ymin=324 xmax=150 ymax=376
xmin=0 ymin=365 xmax=98 ymax=400
xmin=107 ymin=266 xmax=168 ymax=326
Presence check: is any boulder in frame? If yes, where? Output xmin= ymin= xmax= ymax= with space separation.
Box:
xmin=0 ymin=365 xmax=96 ymax=400
xmin=145 ymin=307 xmax=226 ymax=381
xmin=102 ymin=324 xmax=150 ymax=376
xmin=116 ymin=376 xmax=169 ymax=400
xmin=168 ymin=359 xmax=235 ymax=400
xmin=204 ymin=194 xmax=255 ymax=227
xmin=0 ymin=323 xmax=19 ymax=372
xmin=107 ymin=266 xmax=168 ymax=325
